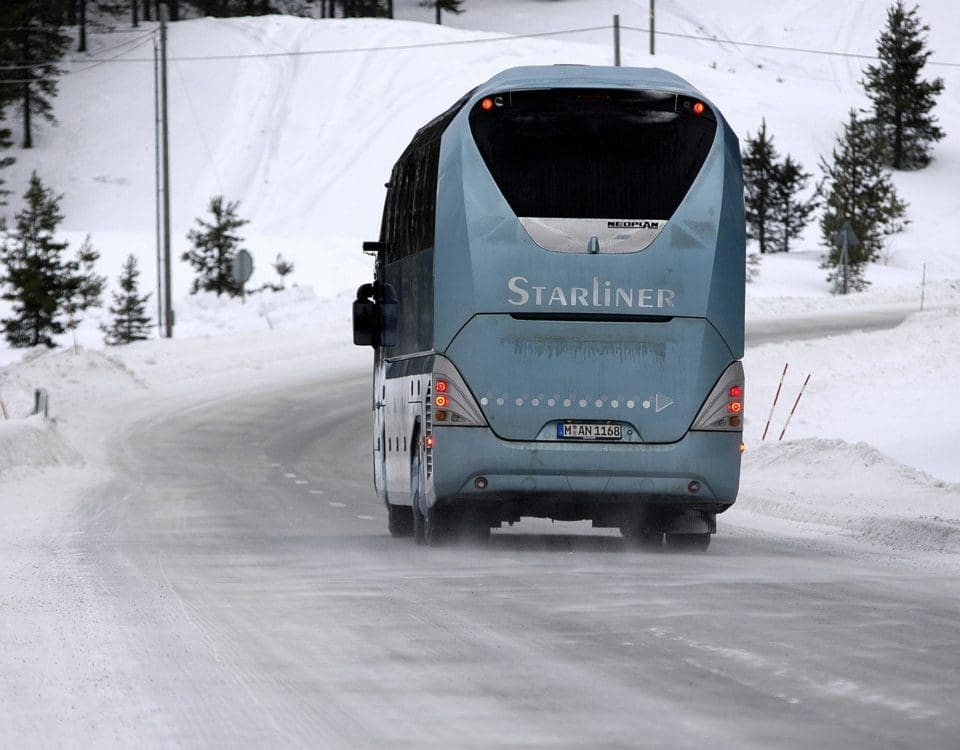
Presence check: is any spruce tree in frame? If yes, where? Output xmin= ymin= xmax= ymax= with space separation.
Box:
xmin=0 ymin=111 xmax=14 ymax=207
xmin=272 ymin=252 xmax=294 ymax=289
xmin=182 ymin=195 xmax=249 ymax=297
xmin=102 ymin=254 xmax=152 ymax=345
xmin=769 ymin=155 xmax=817 ymax=254
xmin=419 ymin=0 xmax=464 ymax=24
xmin=819 ymin=110 xmax=908 ymax=293
xmin=0 ymin=2 xmax=71 ymax=149
xmin=0 ymin=173 xmax=105 ymax=347
xmin=68 ymin=234 xmax=107 ymax=315
xmin=742 ymin=119 xmax=779 ymax=254
xmin=862 ymin=2 xmax=945 ymax=170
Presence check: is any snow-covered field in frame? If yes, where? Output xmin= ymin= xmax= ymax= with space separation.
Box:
xmin=2 ymin=1 xmax=959 ymax=563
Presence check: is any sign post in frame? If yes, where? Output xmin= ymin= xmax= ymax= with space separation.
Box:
xmin=232 ymin=250 xmax=254 ymax=302
xmin=832 ymin=221 xmax=859 ymax=295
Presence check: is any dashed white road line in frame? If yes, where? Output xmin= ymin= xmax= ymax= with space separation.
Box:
xmin=329 ymin=501 xmax=346 ymax=508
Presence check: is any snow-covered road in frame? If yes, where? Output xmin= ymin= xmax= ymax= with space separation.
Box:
xmin=7 ymin=367 xmax=958 ymax=748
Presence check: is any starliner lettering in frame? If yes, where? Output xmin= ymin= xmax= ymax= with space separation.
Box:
xmin=507 ymin=276 xmax=676 ymax=309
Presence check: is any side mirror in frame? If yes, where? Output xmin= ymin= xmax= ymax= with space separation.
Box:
xmin=379 ymin=283 xmax=399 ymax=348
xmin=352 ymin=282 xmax=399 ymax=348
xmin=353 ymin=283 xmax=376 ymax=346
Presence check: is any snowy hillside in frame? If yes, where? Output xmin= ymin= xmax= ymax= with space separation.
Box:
xmin=1 ymin=1 xmax=959 ymax=519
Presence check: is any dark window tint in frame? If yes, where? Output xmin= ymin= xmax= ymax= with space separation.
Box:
xmin=469 ymin=89 xmax=717 ymax=219
xmin=382 ymin=139 xmax=440 ymax=264
xmin=380 ymin=88 xmax=477 ymax=264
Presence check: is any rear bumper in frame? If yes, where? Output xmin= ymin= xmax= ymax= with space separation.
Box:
xmin=428 ymin=426 xmax=741 ymax=521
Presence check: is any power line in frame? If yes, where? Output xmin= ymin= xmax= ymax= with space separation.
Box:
xmin=2 ymin=21 xmax=959 ymax=78
xmin=0 ymin=33 xmax=156 ymax=83
xmin=0 ymin=29 xmax=156 ymax=71
xmin=619 ymin=24 xmax=960 ymax=69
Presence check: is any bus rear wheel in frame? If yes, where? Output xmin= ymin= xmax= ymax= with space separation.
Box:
xmin=620 ymin=525 xmax=663 ymax=551
xmin=664 ymin=533 xmax=712 ymax=552
xmin=388 ymin=503 xmax=413 ymax=538
xmin=411 ymin=451 xmax=427 ymax=546
xmin=426 ymin=508 xmax=490 ymax=546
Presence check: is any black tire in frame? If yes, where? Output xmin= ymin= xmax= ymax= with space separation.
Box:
xmin=460 ymin=517 xmax=491 ymax=545
xmin=411 ymin=451 xmax=426 ymax=546
xmin=387 ymin=503 xmax=414 ymax=538
xmin=664 ymin=533 xmax=712 ymax=552
xmin=620 ymin=525 xmax=663 ymax=551
xmin=424 ymin=504 xmax=453 ymax=547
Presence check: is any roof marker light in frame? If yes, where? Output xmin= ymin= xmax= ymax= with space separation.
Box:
xmin=692 ymin=101 xmax=706 ymax=115
xmin=481 ymin=97 xmax=494 ymax=111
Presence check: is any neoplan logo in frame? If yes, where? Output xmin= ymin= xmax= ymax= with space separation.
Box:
xmin=608 ymin=220 xmax=661 ymax=229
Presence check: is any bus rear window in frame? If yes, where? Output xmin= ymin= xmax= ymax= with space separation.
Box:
xmin=468 ymin=88 xmax=717 ymax=220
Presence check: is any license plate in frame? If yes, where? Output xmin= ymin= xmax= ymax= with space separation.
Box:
xmin=557 ymin=422 xmax=622 ymax=440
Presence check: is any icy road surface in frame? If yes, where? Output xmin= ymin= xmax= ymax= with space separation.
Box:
xmin=25 ymin=371 xmax=958 ymax=749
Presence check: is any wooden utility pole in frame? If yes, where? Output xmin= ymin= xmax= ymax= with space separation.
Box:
xmin=160 ymin=5 xmax=173 ymax=338
xmin=78 ymin=1 xmax=87 ymax=52
xmin=650 ymin=0 xmax=656 ymax=55
xmin=613 ymin=15 xmax=620 ymax=66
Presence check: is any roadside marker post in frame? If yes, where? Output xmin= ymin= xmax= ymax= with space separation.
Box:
xmin=778 ymin=374 xmax=811 ymax=442
xmin=762 ymin=363 xmax=789 ymax=441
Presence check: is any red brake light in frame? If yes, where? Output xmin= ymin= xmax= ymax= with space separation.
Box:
xmin=729 ymin=385 xmax=743 ymax=398
xmin=435 ymin=379 xmax=448 ymax=393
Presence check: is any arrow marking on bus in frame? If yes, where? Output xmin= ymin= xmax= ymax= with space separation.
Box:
xmin=655 ymin=393 xmax=674 ymax=413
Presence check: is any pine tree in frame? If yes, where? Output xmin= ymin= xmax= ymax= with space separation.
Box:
xmin=272 ymin=252 xmax=294 ymax=289
xmin=861 ymin=2 xmax=945 ymax=170
xmin=745 ymin=252 xmax=761 ymax=283
xmin=419 ymin=0 xmax=464 ymax=24
xmin=0 ymin=173 xmax=105 ymax=347
xmin=0 ymin=2 xmax=71 ymax=149
xmin=102 ymin=254 xmax=152 ymax=345
xmin=182 ymin=195 xmax=249 ymax=297
xmin=768 ymin=155 xmax=817 ymax=254
xmin=819 ymin=110 xmax=908 ymax=294
xmin=68 ymin=234 xmax=107 ymax=314
xmin=0 ymin=111 xmax=14 ymax=206
xmin=742 ymin=119 xmax=779 ymax=254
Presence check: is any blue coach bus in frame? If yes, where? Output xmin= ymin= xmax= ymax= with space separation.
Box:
xmin=354 ymin=66 xmax=745 ymax=550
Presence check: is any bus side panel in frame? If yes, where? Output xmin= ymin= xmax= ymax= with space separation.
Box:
xmin=707 ymin=120 xmax=747 ymax=359
xmin=382 ymin=248 xmax=434 ymax=504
